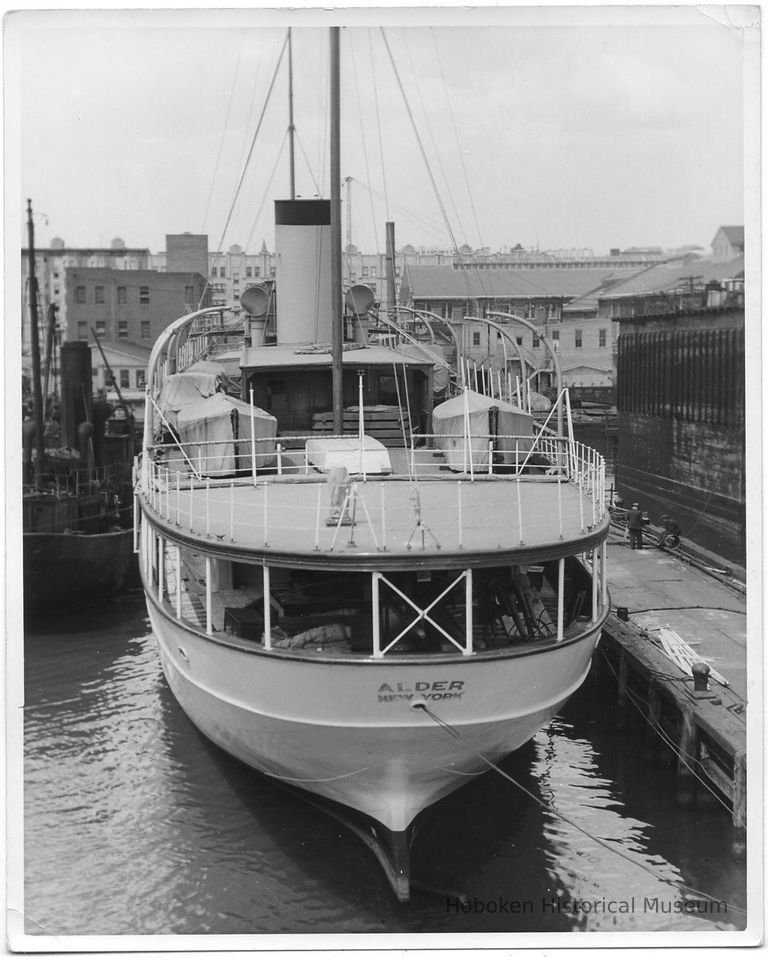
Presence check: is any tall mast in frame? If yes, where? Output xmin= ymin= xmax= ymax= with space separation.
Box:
xmin=26 ymin=199 xmax=46 ymax=486
xmin=330 ymin=27 xmax=343 ymax=433
xmin=288 ymin=27 xmax=296 ymax=200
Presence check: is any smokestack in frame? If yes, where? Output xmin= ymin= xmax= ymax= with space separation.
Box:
xmin=60 ymin=341 xmax=92 ymax=449
xmin=274 ymin=199 xmax=333 ymax=345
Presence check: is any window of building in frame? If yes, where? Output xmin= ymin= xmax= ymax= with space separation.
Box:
xmin=270 ymin=267 xmax=276 ymax=277
xmin=141 ymin=320 xmax=150 ymax=339
xmin=599 ymin=328 xmax=607 ymax=347
xmin=233 ymin=273 xmax=240 ymax=281
xmin=104 ymin=370 xmax=114 ymax=387
xmin=246 ymin=267 xmax=252 ymax=278
xmin=77 ymin=321 xmax=87 ymax=340
xmin=119 ymin=369 xmax=130 ymax=389
xmin=552 ymin=330 xmax=559 ymax=340
xmin=53 ymin=271 xmax=59 ymax=279
xmin=140 ymin=286 xmax=149 ymax=305
xmin=255 ymin=266 xmax=261 ymax=277
xmin=95 ymin=285 xmax=105 ymax=304
xmin=362 ymin=266 xmax=369 ymax=277
xmin=219 ymin=267 xmax=226 ymax=278
xmin=532 ymin=335 xmax=540 ymax=348
xmin=136 ymin=369 xmax=146 ymax=390
xmin=95 ymin=320 xmax=106 ymax=337
xmin=118 ymin=320 xmax=128 ymax=339
xmin=371 ymin=267 xmax=377 ymax=278
xmin=395 ymin=267 xmax=401 ymax=277
xmin=117 ymin=286 xmax=127 ymax=304
xmin=75 ymin=285 xmax=86 ymax=304
xmin=185 ymin=284 xmax=195 ymax=302
xmin=516 ymin=336 xmax=523 ymax=345
xmin=53 ymin=287 xmax=59 ymax=296
xmin=575 ymin=329 xmax=583 ymax=348
xmin=472 ymin=331 xmax=481 ymax=346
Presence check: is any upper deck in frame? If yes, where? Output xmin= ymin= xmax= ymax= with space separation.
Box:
xmin=139 ymin=440 xmax=609 ymax=570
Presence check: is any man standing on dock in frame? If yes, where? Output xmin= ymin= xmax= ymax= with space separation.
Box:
xmin=627 ymin=503 xmax=644 ymax=550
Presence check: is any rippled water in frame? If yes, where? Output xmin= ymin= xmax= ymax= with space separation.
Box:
xmin=21 ymin=589 xmax=747 ymax=937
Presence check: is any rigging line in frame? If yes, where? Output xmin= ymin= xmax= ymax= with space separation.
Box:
xmin=403 ymin=32 xmax=469 ymax=247
xmin=350 ymin=33 xmax=379 ymax=255
xmin=244 ymin=131 xmax=289 ymax=252
xmin=199 ymin=30 xmax=289 ymax=310
xmin=379 ymin=28 xmax=479 ymax=315
xmin=350 ymin=177 xmax=446 ymax=236
xmin=369 ymin=27 xmax=390 ymax=221
xmin=431 ymin=27 xmax=485 ymax=251
xmin=201 ymin=43 xmax=244 ymax=234
xmin=413 ymin=701 xmax=747 ymax=917
xmin=599 ymin=651 xmax=738 ymax=816
xmin=294 ymin=130 xmax=322 ymax=196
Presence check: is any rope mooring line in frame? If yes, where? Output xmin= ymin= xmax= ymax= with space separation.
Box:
xmin=411 ymin=699 xmax=747 ymax=918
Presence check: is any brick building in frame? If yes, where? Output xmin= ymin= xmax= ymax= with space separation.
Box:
xmin=64 ymin=267 xmax=209 ymax=346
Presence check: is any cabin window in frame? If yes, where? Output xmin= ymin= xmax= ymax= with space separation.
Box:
xmin=141 ymin=320 xmax=150 ymax=339
xmin=75 ymin=285 xmax=86 ymax=304
xmin=95 ymin=285 xmax=105 ymax=304
xmin=140 ymin=286 xmax=150 ymax=305
xmin=118 ymin=320 xmax=128 ymax=339
xmin=117 ymin=286 xmax=127 ymax=304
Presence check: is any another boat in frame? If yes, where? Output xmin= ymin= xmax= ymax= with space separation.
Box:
xmin=23 ymin=201 xmax=135 ymax=612
xmin=135 ymin=29 xmax=610 ymax=899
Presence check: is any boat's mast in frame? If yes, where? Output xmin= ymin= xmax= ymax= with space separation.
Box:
xmin=288 ymin=27 xmax=296 ymax=200
xmin=26 ymin=199 xmax=46 ymax=486
xmin=330 ymin=27 xmax=344 ymax=433
xmin=385 ymin=221 xmax=396 ymax=321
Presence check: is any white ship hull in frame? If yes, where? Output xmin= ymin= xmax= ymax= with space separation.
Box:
xmin=146 ymin=593 xmax=604 ymax=832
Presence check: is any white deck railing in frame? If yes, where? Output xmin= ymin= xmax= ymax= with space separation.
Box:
xmin=139 ymin=432 xmax=606 ymax=553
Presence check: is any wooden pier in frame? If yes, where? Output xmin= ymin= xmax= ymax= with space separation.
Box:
xmin=593 ymin=529 xmax=748 ymax=855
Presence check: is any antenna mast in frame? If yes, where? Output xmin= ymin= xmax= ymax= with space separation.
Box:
xmin=288 ymin=27 xmax=296 ymax=200
xmin=330 ymin=28 xmax=343 ymax=433
xmin=344 ymin=176 xmax=353 ymax=250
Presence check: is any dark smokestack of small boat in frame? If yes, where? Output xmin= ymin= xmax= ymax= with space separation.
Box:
xmin=60 ymin=341 xmax=93 ymax=449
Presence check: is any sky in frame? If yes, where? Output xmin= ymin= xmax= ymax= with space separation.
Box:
xmin=6 ymin=6 xmax=755 ymax=258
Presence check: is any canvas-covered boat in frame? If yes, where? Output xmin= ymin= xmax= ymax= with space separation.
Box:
xmin=433 ymin=390 xmax=535 ymax=472
xmin=176 ymin=392 xmax=277 ymax=475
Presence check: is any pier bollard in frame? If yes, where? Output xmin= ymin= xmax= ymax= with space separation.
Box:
xmin=692 ymin=661 xmax=710 ymax=693
xmin=675 ymin=709 xmax=698 ymax=808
